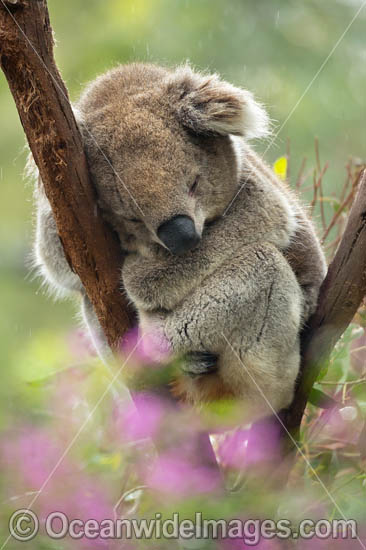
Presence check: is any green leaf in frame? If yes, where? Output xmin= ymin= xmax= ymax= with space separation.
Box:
xmin=308 ymin=388 xmax=338 ymax=409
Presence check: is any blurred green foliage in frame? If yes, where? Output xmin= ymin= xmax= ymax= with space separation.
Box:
xmin=0 ymin=3 xmax=365 ymax=546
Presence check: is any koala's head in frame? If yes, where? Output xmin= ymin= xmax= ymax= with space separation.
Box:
xmin=76 ymin=63 xmax=269 ymax=256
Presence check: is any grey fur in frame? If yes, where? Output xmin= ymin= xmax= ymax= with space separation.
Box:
xmin=32 ymin=63 xmax=326 ymax=419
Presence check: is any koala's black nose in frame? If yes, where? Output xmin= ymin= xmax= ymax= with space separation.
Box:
xmin=157 ymin=215 xmax=200 ymax=255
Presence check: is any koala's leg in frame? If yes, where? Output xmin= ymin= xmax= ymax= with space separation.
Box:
xmin=284 ymin=221 xmax=327 ymax=323
xmin=164 ymin=243 xmax=302 ymax=418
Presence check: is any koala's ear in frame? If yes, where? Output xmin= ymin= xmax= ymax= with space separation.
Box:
xmin=165 ymin=66 xmax=270 ymax=139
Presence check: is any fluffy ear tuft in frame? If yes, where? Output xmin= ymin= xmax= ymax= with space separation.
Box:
xmin=165 ymin=65 xmax=270 ymax=139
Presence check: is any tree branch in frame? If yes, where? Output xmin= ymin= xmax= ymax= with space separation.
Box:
xmin=283 ymin=170 xmax=366 ymax=437
xmin=0 ymin=0 xmax=135 ymax=348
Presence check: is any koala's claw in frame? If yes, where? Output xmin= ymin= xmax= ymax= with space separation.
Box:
xmin=181 ymin=351 xmax=218 ymax=378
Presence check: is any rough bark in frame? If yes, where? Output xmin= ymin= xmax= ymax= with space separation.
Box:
xmin=283 ymin=170 xmax=366 ymax=438
xmin=0 ymin=0 xmax=135 ymax=348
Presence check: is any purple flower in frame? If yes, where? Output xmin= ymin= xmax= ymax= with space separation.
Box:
xmin=0 ymin=427 xmax=71 ymax=488
xmin=120 ymin=326 xmax=171 ymax=365
xmin=146 ymin=451 xmax=219 ymax=496
xmin=218 ymin=418 xmax=282 ymax=470
xmin=114 ymin=392 xmax=168 ymax=441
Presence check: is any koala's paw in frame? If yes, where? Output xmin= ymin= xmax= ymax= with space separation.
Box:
xmin=181 ymin=351 xmax=218 ymax=378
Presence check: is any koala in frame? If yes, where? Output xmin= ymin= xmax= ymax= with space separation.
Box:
xmin=32 ymin=63 xmax=326 ymax=420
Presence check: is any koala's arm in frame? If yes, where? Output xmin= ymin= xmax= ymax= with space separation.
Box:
xmin=34 ymin=175 xmax=110 ymax=358
xmin=162 ymin=243 xmax=301 ymax=353
xmin=163 ymin=245 xmax=276 ymax=354
xmin=33 ymin=177 xmax=82 ymax=296
xmin=122 ymin=176 xmax=295 ymax=313
xmin=122 ymin=247 xmax=217 ymax=312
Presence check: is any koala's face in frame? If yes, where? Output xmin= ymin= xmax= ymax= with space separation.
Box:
xmin=78 ymin=64 xmax=269 ymax=257
xmin=93 ymin=116 xmax=240 ymax=257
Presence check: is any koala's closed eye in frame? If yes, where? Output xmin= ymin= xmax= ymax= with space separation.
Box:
xmin=123 ymin=216 xmax=143 ymax=224
xmin=189 ymin=175 xmax=200 ymax=196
